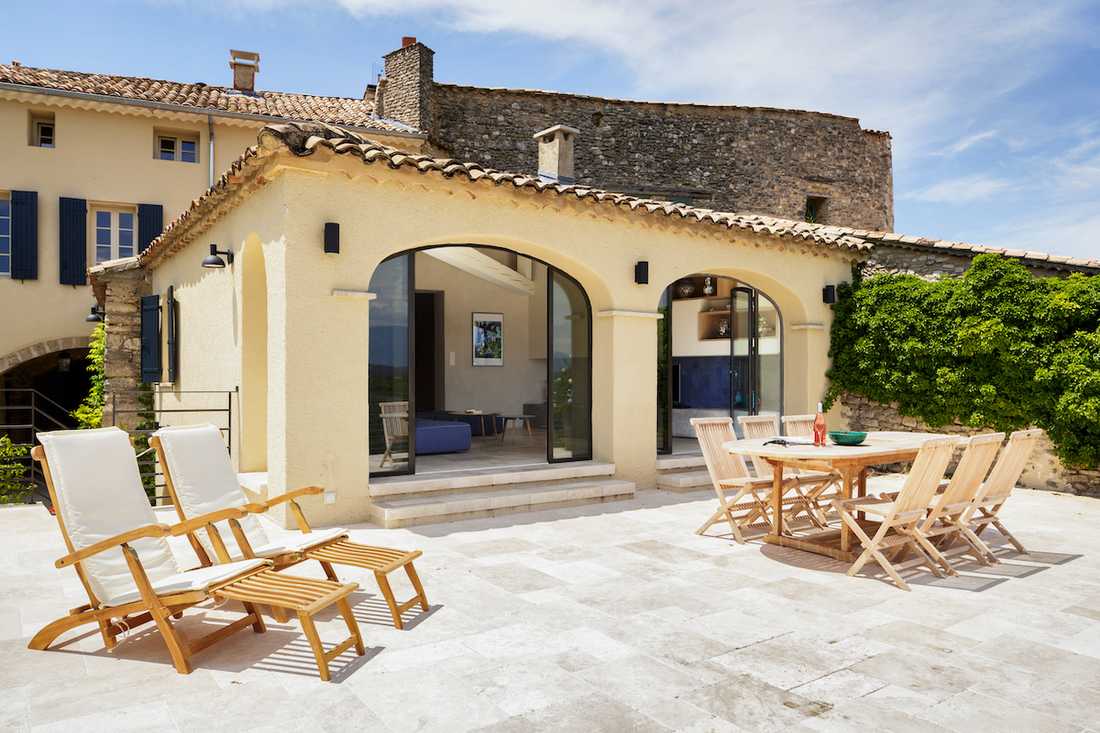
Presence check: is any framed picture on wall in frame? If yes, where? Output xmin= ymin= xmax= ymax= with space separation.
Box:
xmin=472 ymin=312 xmax=504 ymax=367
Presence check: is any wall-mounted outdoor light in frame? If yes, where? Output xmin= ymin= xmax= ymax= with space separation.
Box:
xmin=634 ymin=260 xmax=649 ymax=285
xmin=822 ymin=284 xmax=837 ymax=304
xmin=324 ymin=222 xmax=340 ymax=254
xmin=85 ymin=304 xmax=104 ymax=323
xmin=201 ymin=243 xmax=234 ymax=269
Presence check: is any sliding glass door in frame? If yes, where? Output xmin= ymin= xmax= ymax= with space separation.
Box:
xmin=368 ymin=254 xmax=414 ymax=476
xmin=548 ymin=268 xmax=592 ymax=462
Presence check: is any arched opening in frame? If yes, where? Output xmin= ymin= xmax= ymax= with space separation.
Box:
xmin=239 ymin=235 xmax=268 ymax=472
xmin=656 ymin=273 xmax=783 ymax=454
xmin=367 ymin=245 xmax=592 ymax=477
xmin=0 ymin=345 xmax=90 ymax=446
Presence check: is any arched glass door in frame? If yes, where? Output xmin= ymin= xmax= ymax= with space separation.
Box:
xmin=657 ymin=275 xmax=783 ymax=453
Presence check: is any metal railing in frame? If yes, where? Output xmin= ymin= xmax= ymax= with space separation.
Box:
xmin=107 ymin=388 xmax=235 ymax=504
xmin=0 ymin=388 xmax=77 ymax=501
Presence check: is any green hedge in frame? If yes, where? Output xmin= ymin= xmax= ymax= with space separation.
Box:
xmin=825 ymin=254 xmax=1100 ymax=467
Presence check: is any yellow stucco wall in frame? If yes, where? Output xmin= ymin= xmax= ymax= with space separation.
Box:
xmin=0 ymin=93 xmax=424 ymax=374
xmin=148 ymin=152 xmax=856 ymax=526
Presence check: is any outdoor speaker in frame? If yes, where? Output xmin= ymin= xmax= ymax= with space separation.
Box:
xmin=822 ymin=284 xmax=837 ymax=304
xmin=634 ymin=260 xmax=649 ymax=284
xmin=324 ymin=222 xmax=340 ymax=254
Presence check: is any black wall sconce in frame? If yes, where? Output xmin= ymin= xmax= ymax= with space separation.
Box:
xmin=85 ymin=303 xmax=104 ymax=323
xmin=634 ymin=260 xmax=649 ymax=285
xmin=324 ymin=222 xmax=340 ymax=254
xmin=822 ymin=284 xmax=837 ymax=304
xmin=201 ymin=243 xmax=234 ymax=269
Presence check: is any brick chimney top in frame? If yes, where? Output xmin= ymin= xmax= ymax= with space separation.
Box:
xmin=533 ymin=124 xmax=580 ymax=184
xmin=402 ymin=36 xmax=417 ymax=48
xmin=229 ymin=49 xmax=260 ymax=93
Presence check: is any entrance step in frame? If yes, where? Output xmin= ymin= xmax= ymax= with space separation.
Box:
xmin=655 ymin=469 xmax=712 ymax=492
xmin=369 ymin=462 xmax=616 ymax=498
xmin=368 ymin=478 xmax=636 ymax=528
xmin=656 ymin=454 xmax=705 ymax=471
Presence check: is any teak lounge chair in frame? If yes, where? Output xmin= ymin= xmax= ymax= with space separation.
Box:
xmin=832 ymin=436 xmax=957 ymax=590
xmin=151 ymin=424 xmax=429 ymax=630
xmin=30 ymin=427 xmax=364 ymax=681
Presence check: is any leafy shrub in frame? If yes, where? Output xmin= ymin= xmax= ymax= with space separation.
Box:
xmin=72 ymin=322 xmax=105 ymax=429
xmin=826 ymin=254 xmax=1100 ymax=467
xmin=0 ymin=435 xmax=31 ymax=504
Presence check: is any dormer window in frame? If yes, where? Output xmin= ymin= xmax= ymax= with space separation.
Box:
xmin=29 ymin=112 xmax=55 ymax=148
xmin=156 ymin=132 xmax=198 ymax=163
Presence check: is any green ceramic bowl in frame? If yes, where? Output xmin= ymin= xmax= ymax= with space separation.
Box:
xmin=828 ymin=430 xmax=868 ymax=446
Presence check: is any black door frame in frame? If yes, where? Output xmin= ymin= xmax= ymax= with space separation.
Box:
xmin=657 ymin=276 xmax=778 ymax=454
xmin=369 ymin=246 xmax=594 ymax=477
xmin=414 ymin=289 xmax=445 ymax=412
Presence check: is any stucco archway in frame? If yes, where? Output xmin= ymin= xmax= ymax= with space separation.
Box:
xmin=0 ymin=336 xmax=92 ymax=376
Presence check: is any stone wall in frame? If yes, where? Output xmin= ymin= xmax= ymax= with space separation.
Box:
xmin=95 ymin=265 xmax=148 ymax=431
xmin=840 ymin=392 xmax=1100 ymax=497
xmin=429 ymin=84 xmax=894 ymax=231
xmin=862 ymin=242 xmax=1095 ymax=280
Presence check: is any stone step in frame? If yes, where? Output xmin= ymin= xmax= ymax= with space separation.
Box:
xmin=656 ymin=454 xmax=705 ymax=471
xmin=369 ymin=461 xmax=616 ymax=498
xmin=655 ymin=469 xmax=712 ymax=492
xmin=368 ymin=478 xmax=636 ymax=528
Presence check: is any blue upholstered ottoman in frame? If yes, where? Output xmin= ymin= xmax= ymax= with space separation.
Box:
xmin=415 ymin=418 xmax=472 ymax=455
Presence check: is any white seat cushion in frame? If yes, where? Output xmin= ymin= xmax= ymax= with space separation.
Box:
xmin=250 ymin=527 xmax=348 ymax=558
xmin=39 ymin=428 xmax=181 ymax=608
xmin=103 ymin=558 xmax=269 ymax=607
xmin=154 ymin=424 xmax=272 ymax=560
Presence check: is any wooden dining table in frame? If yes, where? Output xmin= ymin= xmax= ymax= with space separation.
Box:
xmin=723 ymin=431 xmax=961 ymax=562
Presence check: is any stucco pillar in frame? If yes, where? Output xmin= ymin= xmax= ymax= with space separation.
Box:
xmin=596 ymin=309 xmax=661 ymax=490
xmin=264 ymin=238 xmax=373 ymax=528
xmin=92 ymin=262 xmax=148 ymax=431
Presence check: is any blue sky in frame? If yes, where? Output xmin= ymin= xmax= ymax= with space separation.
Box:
xmin=4 ymin=1 xmax=1099 ymax=258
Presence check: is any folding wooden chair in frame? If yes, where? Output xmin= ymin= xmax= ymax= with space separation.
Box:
xmin=957 ymin=428 xmax=1043 ymax=562
xmin=737 ymin=414 xmax=834 ymax=527
xmin=379 ymin=401 xmax=409 ymax=468
xmin=779 ymin=413 xmax=816 ymax=437
xmin=832 ymin=437 xmax=956 ymax=590
xmin=31 ymin=427 xmax=364 ymax=681
xmin=152 ymin=424 xmax=429 ymax=630
xmin=691 ymin=417 xmax=777 ymax=542
xmin=915 ymin=432 xmax=1004 ymax=570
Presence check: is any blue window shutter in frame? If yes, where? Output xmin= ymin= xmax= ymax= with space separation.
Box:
xmin=138 ymin=203 xmax=163 ymax=253
xmin=10 ymin=190 xmax=38 ymax=280
xmin=58 ymin=197 xmax=87 ymax=285
xmin=166 ymin=285 xmax=178 ymax=382
xmin=140 ymin=294 xmax=162 ymax=383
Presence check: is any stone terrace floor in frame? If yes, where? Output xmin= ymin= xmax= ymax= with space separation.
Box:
xmin=3 ymin=481 xmax=1100 ymax=732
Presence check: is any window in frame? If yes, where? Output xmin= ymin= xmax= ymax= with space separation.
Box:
xmin=0 ymin=195 xmax=10 ymax=276
xmin=28 ymin=112 xmax=55 ymax=148
xmin=94 ymin=209 xmax=135 ymax=263
xmin=157 ymin=134 xmax=198 ymax=163
xmin=805 ymin=196 xmax=828 ymax=224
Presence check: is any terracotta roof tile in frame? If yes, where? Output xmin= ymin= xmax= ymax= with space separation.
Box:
xmin=0 ymin=63 xmax=419 ymax=134
xmin=132 ymin=122 xmax=1100 ymax=273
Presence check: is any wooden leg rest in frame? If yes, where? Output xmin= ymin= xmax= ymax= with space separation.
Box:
xmin=304 ymin=539 xmax=429 ymax=630
xmin=211 ymin=570 xmax=364 ymax=682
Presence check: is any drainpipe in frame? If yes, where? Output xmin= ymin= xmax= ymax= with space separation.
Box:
xmin=207 ymin=115 xmax=215 ymax=187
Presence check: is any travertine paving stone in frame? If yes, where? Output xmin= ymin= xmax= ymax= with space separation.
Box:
xmin=1 ymin=482 xmax=1099 ymax=732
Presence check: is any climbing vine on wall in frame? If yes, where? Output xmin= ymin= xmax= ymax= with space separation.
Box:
xmin=72 ymin=322 xmax=105 ymax=430
xmin=825 ymin=254 xmax=1100 ymax=467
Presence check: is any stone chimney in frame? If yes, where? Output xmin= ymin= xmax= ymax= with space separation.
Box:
xmin=533 ymin=125 xmax=580 ymax=184
xmin=229 ymin=49 xmax=260 ymax=93
xmin=381 ymin=37 xmax=434 ymax=130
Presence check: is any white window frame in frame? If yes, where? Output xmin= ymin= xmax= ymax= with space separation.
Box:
xmin=156 ymin=133 xmax=198 ymax=163
xmin=93 ymin=208 xmax=136 ymax=264
xmin=0 ymin=193 xmax=10 ymax=277
xmin=34 ymin=120 xmax=54 ymax=148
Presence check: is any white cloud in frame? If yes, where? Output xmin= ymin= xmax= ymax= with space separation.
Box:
xmin=938 ymin=129 xmax=999 ymax=156
xmin=906 ymin=174 xmax=1017 ymax=203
